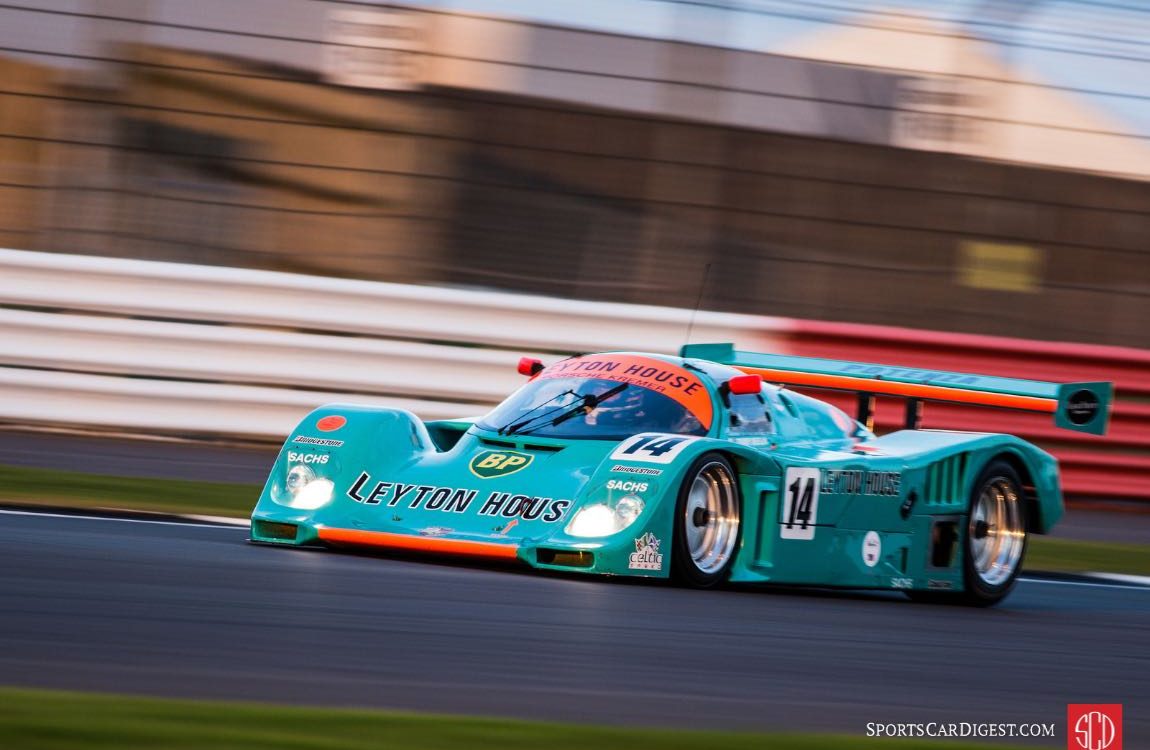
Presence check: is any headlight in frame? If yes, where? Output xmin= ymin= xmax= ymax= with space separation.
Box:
xmin=615 ymin=494 xmax=643 ymax=528
xmin=286 ymin=465 xmax=314 ymax=496
xmin=565 ymin=494 xmax=645 ymax=537
xmin=291 ymin=478 xmax=334 ymax=510
xmin=283 ymin=464 xmax=334 ymax=510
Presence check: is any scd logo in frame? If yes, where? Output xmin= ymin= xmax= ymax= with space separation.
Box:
xmin=1068 ymin=705 xmax=1122 ymax=750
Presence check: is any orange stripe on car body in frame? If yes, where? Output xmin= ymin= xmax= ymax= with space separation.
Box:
xmin=739 ymin=367 xmax=1058 ymax=413
xmin=317 ymin=528 xmax=520 ymax=560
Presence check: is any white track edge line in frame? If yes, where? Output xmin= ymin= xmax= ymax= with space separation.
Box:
xmin=0 ymin=508 xmax=244 ymax=528
xmin=1018 ymin=576 xmax=1150 ymax=590
xmin=1082 ymin=572 xmax=1150 ymax=586
xmin=183 ymin=514 xmax=250 ymax=526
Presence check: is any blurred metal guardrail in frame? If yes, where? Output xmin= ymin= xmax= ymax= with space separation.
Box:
xmin=1 ymin=247 xmax=1146 ymax=502
xmin=0 ymin=247 xmax=786 ymax=438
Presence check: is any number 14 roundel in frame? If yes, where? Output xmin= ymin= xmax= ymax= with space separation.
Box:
xmin=781 ymin=467 xmax=820 ymax=540
xmin=610 ymin=433 xmax=698 ymax=464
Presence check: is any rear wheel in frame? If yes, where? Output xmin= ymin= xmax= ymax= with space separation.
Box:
xmin=671 ymin=453 xmax=741 ymax=588
xmin=908 ymin=459 xmax=1028 ymax=606
xmin=963 ymin=460 xmax=1028 ymax=605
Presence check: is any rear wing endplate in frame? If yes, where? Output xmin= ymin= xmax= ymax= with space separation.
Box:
xmin=681 ymin=343 xmax=1112 ymax=435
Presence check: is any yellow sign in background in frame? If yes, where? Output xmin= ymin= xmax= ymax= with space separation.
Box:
xmin=957 ymin=242 xmax=1044 ymax=293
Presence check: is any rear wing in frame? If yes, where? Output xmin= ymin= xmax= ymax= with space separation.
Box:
xmin=681 ymin=343 xmax=1112 ymax=435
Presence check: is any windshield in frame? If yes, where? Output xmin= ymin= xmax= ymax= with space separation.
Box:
xmin=477 ymin=354 xmax=714 ymax=440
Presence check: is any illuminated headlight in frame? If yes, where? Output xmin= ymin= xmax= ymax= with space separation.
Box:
xmin=290 ymin=478 xmax=334 ymax=509
xmin=615 ymin=494 xmax=643 ymax=528
xmin=283 ymin=464 xmax=334 ymax=510
xmin=565 ymin=495 xmax=645 ymax=537
xmin=286 ymin=465 xmax=314 ymax=495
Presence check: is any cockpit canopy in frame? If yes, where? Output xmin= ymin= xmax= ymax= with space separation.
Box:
xmin=478 ymin=353 xmax=713 ymax=440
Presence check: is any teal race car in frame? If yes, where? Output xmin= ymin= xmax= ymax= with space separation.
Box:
xmin=249 ymin=344 xmax=1112 ymax=605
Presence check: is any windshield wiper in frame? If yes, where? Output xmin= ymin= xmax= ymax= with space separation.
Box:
xmin=505 ymin=383 xmax=630 ymax=436
xmin=495 ymin=390 xmax=579 ymax=436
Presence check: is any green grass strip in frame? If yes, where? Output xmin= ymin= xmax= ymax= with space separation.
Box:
xmin=0 ymin=687 xmax=1021 ymax=750
xmin=1026 ymin=536 xmax=1150 ymax=576
xmin=0 ymin=463 xmax=258 ymax=517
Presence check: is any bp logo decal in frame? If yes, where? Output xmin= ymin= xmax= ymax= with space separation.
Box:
xmin=469 ymin=450 xmax=534 ymax=478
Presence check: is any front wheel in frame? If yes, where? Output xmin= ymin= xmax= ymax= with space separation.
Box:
xmin=671 ymin=453 xmax=741 ymax=588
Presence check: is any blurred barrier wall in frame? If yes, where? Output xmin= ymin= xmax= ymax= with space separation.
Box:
xmin=0 ymin=3 xmax=1148 ymax=347
xmin=1 ymin=247 xmax=1146 ymax=502
xmin=787 ymin=321 xmax=1150 ymax=502
xmin=0 ymin=247 xmax=785 ymax=434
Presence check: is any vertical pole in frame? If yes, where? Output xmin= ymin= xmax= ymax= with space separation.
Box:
xmin=856 ymin=392 xmax=875 ymax=432
xmin=905 ymin=398 xmax=923 ymax=430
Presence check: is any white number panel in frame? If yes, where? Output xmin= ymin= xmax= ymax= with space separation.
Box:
xmin=609 ymin=433 xmax=698 ymax=465
xmin=780 ymin=467 xmax=821 ymax=540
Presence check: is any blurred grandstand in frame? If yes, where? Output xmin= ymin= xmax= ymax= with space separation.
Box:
xmin=0 ymin=0 xmax=1147 ymax=348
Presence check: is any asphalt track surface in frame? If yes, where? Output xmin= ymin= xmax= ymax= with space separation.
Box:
xmin=1 ymin=512 xmax=1147 ymax=744
xmin=0 ymin=430 xmax=276 ymax=484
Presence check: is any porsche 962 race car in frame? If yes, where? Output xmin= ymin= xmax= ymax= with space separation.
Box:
xmin=250 ymin=344 xmax=1111 ymax=605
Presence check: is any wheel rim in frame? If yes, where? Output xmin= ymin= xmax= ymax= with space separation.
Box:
xmin=682 ymin=461 xmax=739 ymax=575
xmin=969 ymin=476 xmax=1025 ymax=587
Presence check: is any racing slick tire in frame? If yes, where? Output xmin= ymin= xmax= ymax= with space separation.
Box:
xmin=671 ymin=453 xmax=741 ymax=588
xmin=908 ymin=459 xmax=1028 ymax=607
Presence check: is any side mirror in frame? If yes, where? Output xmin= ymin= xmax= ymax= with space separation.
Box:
xmin=517 ymin=357 xmax=544 ymax=376
xmin=727 ymin=374 xmax=762 ymax=395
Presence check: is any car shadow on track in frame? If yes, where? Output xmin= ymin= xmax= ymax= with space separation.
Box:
xmin=265 ymin=539 xmax=918 ymax=605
